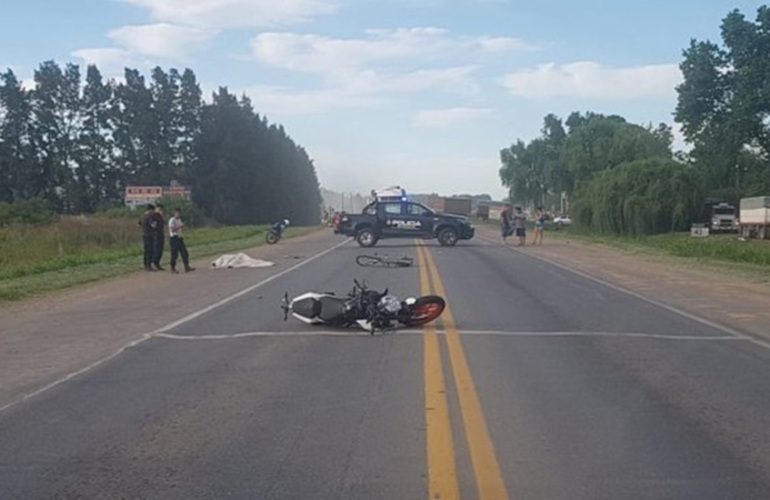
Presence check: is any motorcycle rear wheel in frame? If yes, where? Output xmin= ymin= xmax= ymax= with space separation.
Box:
xmin=401 ymin=296 xmax=445 ymax=327
xmin=265 ymin=231 xmax=280 ymax=244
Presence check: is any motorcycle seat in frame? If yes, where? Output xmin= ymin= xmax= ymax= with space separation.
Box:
xmin=293 ymin=297 xmax=321 ymax=318
xmin=319 ymin=296 xmax=349 ymax=322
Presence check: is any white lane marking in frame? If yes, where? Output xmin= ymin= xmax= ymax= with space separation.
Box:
xmin=478 ymin=235 xmax=770 ymax=350
xmin=155 ymin=330 xmax=408 ymax=339
xmin=154 ymin=330 xmax=742 ymax=341
xmin=0 ymin=334 xmax=153 ymax=415
xmin=0 ymin=237 xmax=351 ymax=416
xmin=155 ymin=238 xmax=350 ymax=333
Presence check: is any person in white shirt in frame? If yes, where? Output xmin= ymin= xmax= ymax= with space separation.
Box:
xmin=168 ymin=208 xmax=195 ymax=273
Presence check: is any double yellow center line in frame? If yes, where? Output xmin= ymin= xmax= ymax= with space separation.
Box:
xmin=416 ymin=241 xmax=509 ymax=500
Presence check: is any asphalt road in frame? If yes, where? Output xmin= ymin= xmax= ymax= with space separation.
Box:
xmin=2 ymin=234 xmax=770 ymax=499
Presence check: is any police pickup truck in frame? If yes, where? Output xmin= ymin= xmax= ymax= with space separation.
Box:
xmin=335 ymin=199 xmax=475 ymax=247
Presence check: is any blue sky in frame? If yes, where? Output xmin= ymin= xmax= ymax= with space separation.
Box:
xmin=1 ymin=1 xmax=765 ymax=199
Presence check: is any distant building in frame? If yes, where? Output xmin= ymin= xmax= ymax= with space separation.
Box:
xmin=124 ymin=185 xmax=192 ymax=209
xmin=477 ymin=201 xmax=509 ymax=220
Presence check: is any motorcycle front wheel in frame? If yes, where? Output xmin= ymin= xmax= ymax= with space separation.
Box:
xmin=400 ymin=296 xmax=446 ymax=327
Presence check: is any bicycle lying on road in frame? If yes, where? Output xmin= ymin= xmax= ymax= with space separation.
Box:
xmin=355 ymin=253 xmax=414 ymax=268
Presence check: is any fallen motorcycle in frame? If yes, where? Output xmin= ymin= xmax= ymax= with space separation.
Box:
xmin=281 ymin=279 xmax=445 ymax=334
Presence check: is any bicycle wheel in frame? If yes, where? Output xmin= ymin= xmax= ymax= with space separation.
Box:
xmin=356 ymin=254 xmax=382 ymax=267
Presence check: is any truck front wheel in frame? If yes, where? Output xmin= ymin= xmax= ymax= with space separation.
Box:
xmin=356 ymin=228 xmax=378 ymax=247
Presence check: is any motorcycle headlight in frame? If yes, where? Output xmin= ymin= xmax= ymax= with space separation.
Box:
xmin=378 ymin=295 xmax=402 ymax=314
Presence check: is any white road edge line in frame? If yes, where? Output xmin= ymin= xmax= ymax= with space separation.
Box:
xmin=0 ymin=334 xmax=153 ymax=415
xmin=0 ymin=237 xmax=351 ymax=416
xmin=479 ymin=234 xmax=770 ymax=350
xmin=154 ymin=330 xmax=741 ymax=341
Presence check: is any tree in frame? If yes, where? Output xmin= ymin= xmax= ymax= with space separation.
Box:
xmin=112 ymin=68 xmax=155 ymax=184
xmin=563 ymin=112 xmax=671 ymax=187
xmin=675 ymin=6 xmax=770 ymax=193
xmin=149 ymin=66 xmax=179 ymax=183
xmin=499 ymin=112 xmax=672 ymax=208
xmin=74 ymin=65 xmax=115 ymax=211
xmin=0 ymin=61 xmax=321 ymax=224
xmin=193 ymin=87 xmax=321 ymax=225
xmin=572 ymin=158 xmax=705 ymax=237
xmin=0 ymin=69 xmax=34 ymax=202
xmin=29 ymin=61 xmax=82 ymax=211
xmin=541 ymin=113 xmax=571 ymax=195
xmin=174 ymin=68 xmax=202 ymax=183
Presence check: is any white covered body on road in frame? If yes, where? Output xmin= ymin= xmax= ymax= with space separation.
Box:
xmin=210 ymin=253 xmax=275 ymax=269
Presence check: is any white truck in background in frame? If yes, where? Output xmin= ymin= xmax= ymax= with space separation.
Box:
xmin=710 ymin=202 xmax=738 ymax=233
xmin=739 ymin=196 xmax=770 ymax=239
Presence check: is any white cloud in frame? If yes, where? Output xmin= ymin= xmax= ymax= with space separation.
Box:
xmin=238 ymin=85 xmax=379 ymax=114
xmin=248 ymin=28 xmax=527 ymax=100
xmin=71 ymin=48 xmax=149 ymax=76
xmin=670 ymin=121 xmax=692 ymax=153
xmin=108 ymin=23 xmax=217 ymax=60
xmin=475 ymin=36 xmax=533 ymax=52
xmin=413 ymin=107 xmax=493 ymax=128
xmin=346 ymin=66 xmax=479 ymax=95
xmin=229 ymin=66 xmax=479 ymax=116
xmin=502 ymin=61 xmax=682 ymax=100
xmin=251 ymin=28 xmax=532 ymax=74
xmin=120 ymin=0 xmax=339 ymax=28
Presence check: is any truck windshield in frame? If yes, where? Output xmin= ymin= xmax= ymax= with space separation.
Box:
xmin=714 ymin=208 xmax=735 ymax=215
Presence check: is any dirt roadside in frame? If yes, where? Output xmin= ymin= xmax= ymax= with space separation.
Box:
xmin=477 ymin=225 xmax=770 ymax=341
xmin=0 ymin=229 xmax=345 ymax=410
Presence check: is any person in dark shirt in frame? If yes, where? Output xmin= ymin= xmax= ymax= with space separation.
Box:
xmin=500 ymin=204 xmax=513 ymax=244
xmin=139 ymin=204 xmax=156 ymax=271
xmin=512 ymin=206 xmax=527 ymax=246
xmin=151 ymin=204 xmax=166 ymax=271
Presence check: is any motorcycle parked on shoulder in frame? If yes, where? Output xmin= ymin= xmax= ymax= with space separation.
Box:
xmin=281 ymin=279 xmax=445 ymax=334
xmin=266 ymin=219 xmax=290 ymax=244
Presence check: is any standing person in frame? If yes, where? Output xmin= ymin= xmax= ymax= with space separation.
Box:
xmin=513 ymin=206 xmax=527 ymax=246
xmin=139 ymin=204 xmax=156 ymax=271
xmin=532 ymin=206 xmax=545 ymax=245
xmin=151 ymin=203 xmax=166 ymax=271
xmin=168 ymin=208 xmax=195 ymax=273
xmin=500 ymin=204 xmax=513 ymax=244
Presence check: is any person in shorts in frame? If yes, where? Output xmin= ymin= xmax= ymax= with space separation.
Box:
xmin=532 ymin=206 xmax=545 ymax=245
xmin=500 ymin=204 xmax=513 ymax=243
xmin=513 ymin=206 xmax=526 ymax=246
